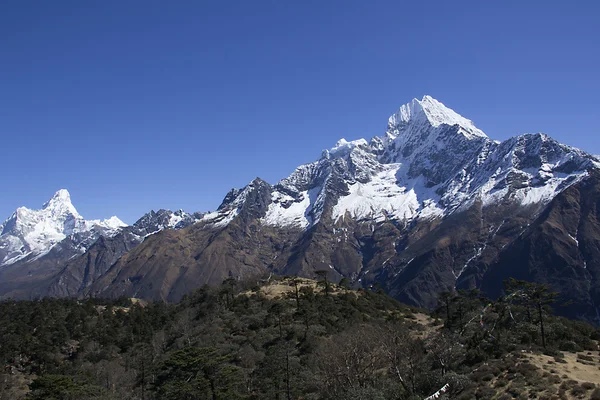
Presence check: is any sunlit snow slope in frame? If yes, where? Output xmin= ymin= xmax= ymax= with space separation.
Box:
xmin=0 ymin=190 xmax=126 ymax=266
xmin=204 ymin=96 xmax=599 ymax=230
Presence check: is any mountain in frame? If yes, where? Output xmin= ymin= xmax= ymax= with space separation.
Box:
xmin=0 ymin=189 xmax=125 ymax=267
xmin=480 ymin=169 xmax=600 ymax=321
xmin=0 ymin=192 xmax=201 ymax=299
xmin=2 ymin=96 xmax=599 ymax=324
xmin=41 ymin=208 xmax=205 ymax=298
xmin=81 ymin=96 xmax=600 ymax=323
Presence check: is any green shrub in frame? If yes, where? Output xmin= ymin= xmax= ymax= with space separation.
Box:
xmin=558 ymin=340 xmax=582 ymax=352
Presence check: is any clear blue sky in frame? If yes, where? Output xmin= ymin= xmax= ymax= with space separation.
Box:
xmin=1 ymin=0 xmax=599 ymax=224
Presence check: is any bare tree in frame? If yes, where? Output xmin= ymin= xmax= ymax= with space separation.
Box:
xmin=315 ymin=325 xmax=386 ymax=398
xmin=314 ymin=270 xmax=331 ymax=296
xmin=426 ymin=332 xmax=463 ymax=378
xmin=377 ymin=322 xmax=427 ymax=395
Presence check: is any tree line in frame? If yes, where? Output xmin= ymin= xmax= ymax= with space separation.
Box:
xmin=0 ymin=275 xmax=598 ymax=399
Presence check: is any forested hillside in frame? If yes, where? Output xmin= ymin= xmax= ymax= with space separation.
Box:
xmin=1 ymin=276 xmax=599 ymax=399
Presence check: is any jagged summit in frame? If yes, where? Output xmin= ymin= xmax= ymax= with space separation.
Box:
xmin=41 ymin=189 xmax=80 ymax=218
xmin=0 ymin=189 xmax=126 ymax=266
xmin=196 ymin=96 xmax=598 ymax=232
xmin=1 ymin=96 xmax=600 ymax=325
xmin=43 ymin=189 xmax=72 ymax=206
xmin=325 ymin=138 xmax=369 ymax=159
xmin=133 ymin=208 xmax=201 ymax=232
xmin=388 ymin=95 xmax=487 ymax=140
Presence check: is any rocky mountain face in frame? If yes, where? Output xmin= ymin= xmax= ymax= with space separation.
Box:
xmin=1 ymin=96 xmax=599 ymax=324
xmin=480 ymin=170 xmax=600 ymax=322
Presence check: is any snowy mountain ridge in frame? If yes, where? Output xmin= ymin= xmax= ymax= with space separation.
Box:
xmin=132 ymin=208 xmax=204 ymax=238
xmin=3 ymin=96 xmax=598 ymax=274
xmin=203 ymin=96 xmax=599 ymax=229
xmin=0 ymin=190 xmax=126 ymax=266
xmin=388 ymin=95 xmax=487 ymax=140
xmin=1 ymin=95 xmax=600 ymax=322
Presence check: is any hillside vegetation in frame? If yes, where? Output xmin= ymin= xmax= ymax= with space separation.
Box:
xmin=1 ymin=276 xmax=599 ymax=400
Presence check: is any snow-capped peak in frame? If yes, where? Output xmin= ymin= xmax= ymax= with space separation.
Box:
xmin=388 ymin=95 xmax=487 ymax=139
xmin=43 ymin=188 xmax=71 ymax=205
xmin=41 ymin=189 xmax=81 ymax=218
xmin=88 ymin=215 xmax=127 ymax=231
xmin=189 ymin=96 xmax=598 ymax=234
xmin=326 ymin=138 xmax=369 ymax=157
xmin=0 ymin=189 xmax=127 ymax=266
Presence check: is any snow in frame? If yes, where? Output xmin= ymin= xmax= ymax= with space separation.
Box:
xmin=567 ymin=233 xmax=579 ymax=246
xmin=389 ymin=95 xmax=487 ymax=139
xmin=520 ymin=176 xmax=582 ymax=205
xmin=144 ymin=229 xmax=162 ymax=238
xmin=332 ymin=166 xmax=443 ymax=222
xmin=0 ymin=189 xmax=127 ymax=266
xmin=334 ymin=99 xmax=594 ymax=227
xmin=262 ymin=190 xmax=312 ymax=228
xmin=455 ymin=247 xmax=483 ymax=280
xmin=232 ymin=96 xmax=596 ymax=231
xmin=200 ymin=178 xmax=272 ymax=228
xmin=0 ymin=93 xmax=589 ymax=301
xmin=64 ymin=95 xmax=596 ymax=241
xmin=201 ymin=209 xmax=238 ymax=227
xmin=168 ymin=213 xmax=183 ymax=228
xmin=328 ymin=138 xmax=369 ymax=157
xmin=42 ymin=189 xmax=81 ymax=218
xmin=88 ymin=216 xmax=127 ymax=231
xmin=3 ymin=96 xmax=594 ymax=265
xmin=519 ymin=165 xmax=587 ymax=206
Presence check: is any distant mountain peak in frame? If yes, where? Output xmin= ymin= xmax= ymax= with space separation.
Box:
xmin=197 ymin=96 xmax=599 ymax=232
xmin=388 ymin=95 xmax=487 ymax=140
xmin=41 ymin=189 xmax=80 ymax=218
xmin=131 ymin=208 xmax=200 ymax=234
xmin=325 ymin=138 xmax=369 ymax=158
xmin=3 ymin=96 xmax=600 ymax=326
xmin=45 ymin=188 xmax=71 ymax=202
xmin=0 ymin=189 xmax=126 ymax=266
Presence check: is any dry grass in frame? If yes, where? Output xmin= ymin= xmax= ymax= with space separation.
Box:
xmin=461 ymin=350 xmax=600 ymax=400
xmin=239 ymin=277 xmax=356 ymax=299
xmin=410 ymin=312 xmax=442 ymax=338
xmin=528 ymin=352 xmax=600 ymax=386
xmin=523 ymin=351 xmax=600 ymax=399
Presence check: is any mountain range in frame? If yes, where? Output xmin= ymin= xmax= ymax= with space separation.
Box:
xmin=2 ymin=95 xmax=599 ymax=324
